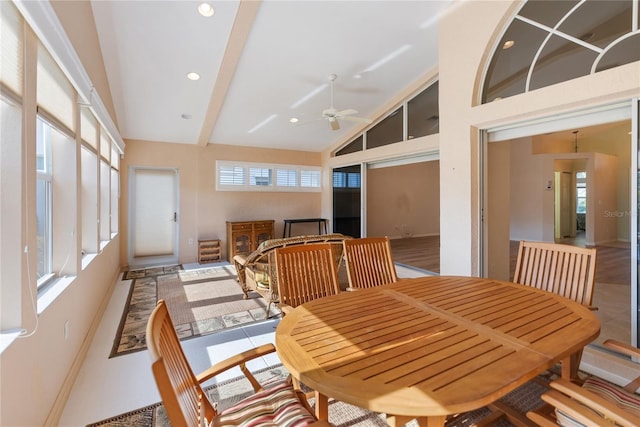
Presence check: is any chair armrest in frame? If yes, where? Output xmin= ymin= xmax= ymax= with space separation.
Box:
xmin=547 ymin=378 xmax=640 ymax=426
xmin=233 ymin=254 xmax=248 ymax=267
xmin=604 ymin=339 xmax=640 ymax=359
xmin=195 ymin=343 xmax=277 ymax=391
xmin=280 ymin=304 xmax=295 ymax=316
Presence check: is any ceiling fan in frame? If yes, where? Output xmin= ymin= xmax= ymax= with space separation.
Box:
xmin=321 ymin=74 xmax=372 ymax=131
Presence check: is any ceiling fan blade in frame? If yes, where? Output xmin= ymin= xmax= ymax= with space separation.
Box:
xmin=336 ymin=109 xmax=358 ymax=116
xmin=329 ymin=118 xmax=340 ymax=130
xmin=341 ymin=115 xmax=373 ymax=124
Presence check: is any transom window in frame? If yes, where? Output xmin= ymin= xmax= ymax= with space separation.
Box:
xmin=483 ymin=0 xmax=640 ymax=103
xmin=217 ymin=161 xmax=321 ymax=192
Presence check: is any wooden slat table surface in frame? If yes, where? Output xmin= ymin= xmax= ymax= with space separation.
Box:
xmin=275 ymin=276 xmax=600 ymax=426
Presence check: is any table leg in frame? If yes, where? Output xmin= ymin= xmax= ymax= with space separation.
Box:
xmin=314 ymin=390 xmax=329 ymax=421
xmin=561 ymin=352 xmax=581 ymax=381
xmin=387 ymin=415 xmax=443 ymax=427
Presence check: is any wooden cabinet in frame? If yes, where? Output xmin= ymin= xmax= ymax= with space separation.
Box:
xmin=226 ymin=220 xmax=275 ymax=261
xmin=198 ymin=239 xmax=221 ymax=264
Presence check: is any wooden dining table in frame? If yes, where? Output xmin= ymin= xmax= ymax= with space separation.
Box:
xmin=275 ymin=276 xmax=600 ymax=427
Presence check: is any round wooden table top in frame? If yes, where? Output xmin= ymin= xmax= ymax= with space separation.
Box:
xmin=275 ymin=276 xmax=600 ymax=418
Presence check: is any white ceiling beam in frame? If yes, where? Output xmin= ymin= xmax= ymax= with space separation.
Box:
xmin=197 ymin=0 xmax=261 ymax=147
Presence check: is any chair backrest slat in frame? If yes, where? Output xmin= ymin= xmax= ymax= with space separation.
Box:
xmin=147 ymin=300 xmax=216 ymax=427
xmin=275 ymin=243 xmax=340 ymax=309
xmin=513 ymin=240 xmax=597 ymax=306
xmin=343 ymin=236 xmax=398 ymax=290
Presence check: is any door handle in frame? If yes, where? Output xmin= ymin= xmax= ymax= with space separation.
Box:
xmin=173 ymin=212 xmax=177 ymax=222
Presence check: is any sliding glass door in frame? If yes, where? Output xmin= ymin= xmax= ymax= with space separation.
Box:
xmin=332 ymin=165 xmax=362 ymax=238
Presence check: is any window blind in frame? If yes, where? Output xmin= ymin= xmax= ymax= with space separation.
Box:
xmin=0 ymin=2 xmax=23 ymax=97
xmin=99 ymin=129 xmax=111 ymax=161
xmin=110 ymin=146 xmax=120 ymax=170
xmin=37 ymin=42 xmax=74 ymax=132
xmin=249 ymin=167 xmax=272 ymax=186
xmin=80 ymin=107 xmax=98 ymax=149
xmin=276 ymin=169 xmax=297 ymax=187
xmin=219 ymin=165 xmax=245 ymax=186
xmin=300 ymin=170 xmax=321 ymax=188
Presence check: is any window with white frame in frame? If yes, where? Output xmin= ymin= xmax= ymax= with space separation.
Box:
xmin=217 ymin=161 xmax=321 ymax=192
xmin=576 ymin=171 xmax=587 ymax=214
xmin=36 ymin=118 xmax=53 ymax=284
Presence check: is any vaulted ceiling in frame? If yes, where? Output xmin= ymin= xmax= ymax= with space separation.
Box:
xmin=91 ymin=0 xmax=453 ymax=152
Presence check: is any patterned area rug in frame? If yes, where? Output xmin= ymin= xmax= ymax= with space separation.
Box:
xmin=111 ymin=263 xmax=280 ymax=357
xmin=87 ymin=364 xmax=552 ymax=427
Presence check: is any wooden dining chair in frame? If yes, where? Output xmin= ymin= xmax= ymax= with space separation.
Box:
xmin=343 ymin=236 xmax=398 ymax=291
xmin=274 ymin=243 xmax=340 ymax=315
xmin=146 ymin=300 xmax=329 ymax=427
xmin=527 ymin=339 xmax=640 ymax=427
xmin=477 ymin=240 xmax=599 ymax=426
xmin=513 ymin=240 xmax=597 ymax=308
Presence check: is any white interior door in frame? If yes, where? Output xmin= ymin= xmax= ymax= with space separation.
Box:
xmin=129 ymin=167 xmax=178 ymax=266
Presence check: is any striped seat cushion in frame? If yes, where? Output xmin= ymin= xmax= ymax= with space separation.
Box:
xmin=555 ymin=376 xmax=640 ymax=426
xmin=213 ymin=381 xmax=317 ymax=427
xmin=582 ymin=376 xmax=640 ymax=417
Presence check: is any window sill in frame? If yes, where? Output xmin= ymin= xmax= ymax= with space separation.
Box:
xmin=37 ymin=275 xmax=75 ymax=315
xmin=0 ymin=329 xmax=22 ymax=354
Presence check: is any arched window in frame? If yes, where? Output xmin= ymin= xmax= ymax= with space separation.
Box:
xmin=483 ymin=0 xmax=640 ymax=103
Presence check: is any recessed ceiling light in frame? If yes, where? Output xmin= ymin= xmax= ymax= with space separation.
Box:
xmin=289 ymin=117 xmax=299 ymax=123
xmin=198 ymin=3 xmax=214 ymax=17
xmin=181 ymin=113 xmax=192 ymax=120
xmin=187 ymin=72 xmax=200 ymax=81
xmin=503 ymin=40 xmax=515 ymax=50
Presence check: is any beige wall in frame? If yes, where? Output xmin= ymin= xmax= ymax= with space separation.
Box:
xmin=366 ymin=161 xmax=439 ymax=238
xmin=439 ymin=0 xmax=640 ymax=275
xmin=0 ymin=4 xmax=122 ymax=426
xmin=119 ymin=140 xmax=323 ymax=265
xmin=0 ymin=240 xmax=121 ymax=426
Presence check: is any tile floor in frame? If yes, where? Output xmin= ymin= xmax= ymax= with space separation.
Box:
xmin=59 ymin=263 xmax=429 ymax=426
xmin=59 ymin=265 xmax=279 ymax=426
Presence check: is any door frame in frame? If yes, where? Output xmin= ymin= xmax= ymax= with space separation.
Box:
xmin=127 ymin=166 xmax=180 ymax=268
xmin=480 ymin=99 xmax=637 ymax=348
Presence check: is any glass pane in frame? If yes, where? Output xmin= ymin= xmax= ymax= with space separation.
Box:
xmin=557 ymin=0 xmax=631 ymax=49
xmin=276 ymin=169 xmax=297 ymax=187
xmin=596 ymin=33 xmax=640 ymax=72
xmin=300 ymin=170 xmax=320 ymax=188
xmin=249 ymin=167 xmax=272 ymax=186
xmin=336 ymin=135 xmax=363 ymax=156
xmin=483 ymin=20 xmax=547 ymax=102
xmin=111 ymin=169 xmax=119 ymax=234
xmin=81 ymin=146 xmax=98 ymax=254
xmin=100 ymin=160 xmax=110 ymax=240
xmin=529 ymin=35 xmax=597 ymax=91
xmin=366 ymin=106 xmax=403 ymax=149
xmin=332 ymin=165 xmax=361 ymax=238
xmin=219 ymin=166 xmax=245 ymax=185
xmin=408 ymin=82 xmax=439 ymax=139
xmin=36 ymin=178 xmax=51 ymax=280
xmin=518 ymin=0 xmax=579 ymax=28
